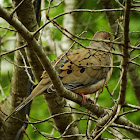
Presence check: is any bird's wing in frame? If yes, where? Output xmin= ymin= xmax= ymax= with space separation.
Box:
xmin=50 ymin=46 xmax=112 ymax=93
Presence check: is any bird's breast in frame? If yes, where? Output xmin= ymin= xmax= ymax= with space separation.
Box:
xmin=72 ymin=79 xmax=105 ymax=94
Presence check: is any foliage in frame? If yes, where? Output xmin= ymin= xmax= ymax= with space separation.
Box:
xmin=0 ymin=0 xmax=140 ymax=139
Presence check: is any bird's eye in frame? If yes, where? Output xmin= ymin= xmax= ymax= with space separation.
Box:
xmin=107 ymin=37 xmax=111 ymax=40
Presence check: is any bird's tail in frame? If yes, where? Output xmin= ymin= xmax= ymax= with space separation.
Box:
xmin=5 ymin=79 xmax=50 ymax=121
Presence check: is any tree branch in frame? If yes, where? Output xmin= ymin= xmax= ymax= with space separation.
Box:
xmin=118 ymin=0 xmax=131 ymax=105
xmin=0 ymin=3 xmax=140 ymax=138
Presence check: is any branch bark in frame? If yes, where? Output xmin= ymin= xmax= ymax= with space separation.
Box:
xmin=128 ymin=63 xmax=140 ymax=105
xmin=118 ymin=0 xmax=131 ymax=105
xmin=0 ymin=1 xmax=83 ymax=139
xmin=0 ymin=34 xmax=28 ymax=140
xmin=101 ymin=0 xmax=140 ymax=105
xmin=0 ymin=1 xmax=140 ymax=138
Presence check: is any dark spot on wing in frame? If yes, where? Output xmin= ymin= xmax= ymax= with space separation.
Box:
xmin=59 ymin=76 xmax=63 ymax=80
xmin=61 ymin=64 xmax=65 ymax=68
xmin=68 ymin=65 xmax=72 ymax=69
xmin=67 ymin=70 xmax=72 ymax=74
xmin=58 ymin=69 xmax=64 ymax=74
xmin=70 ymin=61 xmax=73 ymax=64
xmin=64 ymin=60 xmax=69 ymax=63
xmin=80 ymin=68 xmax=85 ymax=73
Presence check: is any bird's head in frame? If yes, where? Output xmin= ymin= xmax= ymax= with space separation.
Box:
xmin=93 ymin=31 xmax=115 ymax=50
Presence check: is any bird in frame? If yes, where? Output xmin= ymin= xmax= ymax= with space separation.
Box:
xmin=5 ymin=31 xmax=114 ymax=121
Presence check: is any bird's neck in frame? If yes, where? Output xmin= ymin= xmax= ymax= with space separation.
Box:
xmin=89 ymin=41 xmax=109 ymax=51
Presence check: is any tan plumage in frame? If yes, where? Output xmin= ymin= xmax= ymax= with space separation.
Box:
xmin=5 ymin=31 xmax=113 ymax=121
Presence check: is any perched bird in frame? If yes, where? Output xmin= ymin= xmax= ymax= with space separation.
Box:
xmin=6 ymin=31 xmax=113 ymax=121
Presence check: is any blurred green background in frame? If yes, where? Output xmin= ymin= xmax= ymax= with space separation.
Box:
xmin=0 ymin=0 xmax=140 ymax=139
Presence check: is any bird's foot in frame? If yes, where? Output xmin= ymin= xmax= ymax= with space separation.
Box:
xmin=77 ymin=93 xmax=95 ymax=104
xmin=78 ymin=93 xmax=87 ymax=104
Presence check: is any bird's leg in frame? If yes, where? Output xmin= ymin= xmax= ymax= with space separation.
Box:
xmin=94 ymin=91 xmax=100 ymax=104
xmin=78 ymin=93 xmax=87 ymax=104
xmin=78 ymin=93 xmax=94 ymax=104
xmin=105 ymin=84 xmax=112 ymax=96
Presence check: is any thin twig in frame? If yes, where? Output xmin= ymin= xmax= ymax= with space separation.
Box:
xmin=134 ymin=38 xmax=140 ymax=46
xmin=133 ymin=0 xmax=140 ymax=3
xmin=111 ymin=68 xmax=123 ymax=96
xmin=21 ymin=126 xmax=31 ymax=140
xmin=123 ymin=103 xmax=140 ymax=109
xmin=93 ymin=105 xmax=121 ymax=140
xmin=118 ymin=0 xmax=131 ymax=105
xmin=2 ymin=56 xmax=30 ymax=69
xmin=106 ymin=129 xmax=122 ymax=140
xmin=51 ymin=20 xmax=123 ymax=58
xmin=115 ymin=0 xmax=125 ymax=9
xmin=34 ymin=19 xmax=123 ymax=46
xmin=130 ymin=46 xmax=140 ymax=50
xmin=0 ymin=26 xmax=16 ymax=32
xmin=30 ymin=111 xmax=96 ymax=125
xmin=111 ymin=127 xmax=130 ymax=139
xmin=41 ymin=0 xmax=64 ymax=11
xmin=111 ymin=123 xmax=140 ymax=132
xmin=0 ymin=44 xmax=27 ymax=57
xmin=47 ymin=0 xmax=53 ymax=14
xmin=130 ymin=54 xmax=140 ymax=61
xmin=10 ymin=0 xmax=25 ymax=17
xmin=118 ymin=109 xmax=139 ymax=117
xmin=33 ymin=8 xmax=123 ymax=36
xmin=26 ymin=115 xmax=49 ymax=139
xmin=129 ymin=61 xmax=140 ymax=67
xmin=0 ymin=84 xmax=6 ymax=97
xmin=19 ymin=51 xmax=36 ymax=85
xmin=53 ymin=31 xmax=87 ymax=67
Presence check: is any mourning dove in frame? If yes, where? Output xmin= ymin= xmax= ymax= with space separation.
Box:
xmin=5 ymin=31 xmax=113 ymax=120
